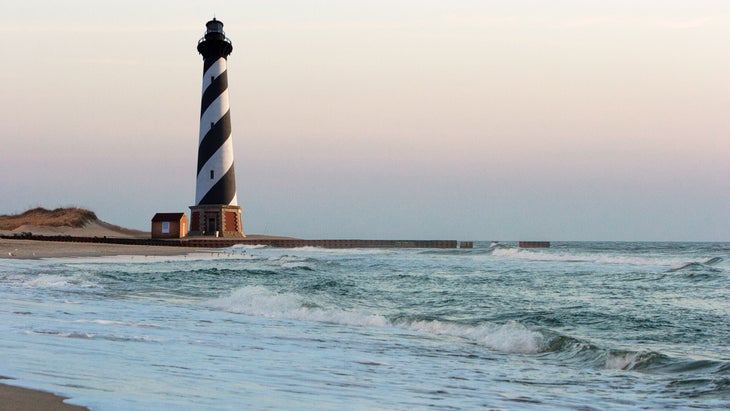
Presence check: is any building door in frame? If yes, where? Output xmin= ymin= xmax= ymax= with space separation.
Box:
xmin=207 ymin=217 xmax=216 ymax=234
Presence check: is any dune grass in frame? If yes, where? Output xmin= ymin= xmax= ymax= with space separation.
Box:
xmin=0 ymin=207 xmax=98 ymax=230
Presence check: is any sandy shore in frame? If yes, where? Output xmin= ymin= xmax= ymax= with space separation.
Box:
xmin=0 ymin=239 xmax=200 ymax=259
xmin=0 ymin=378 xmax=87 ymax=410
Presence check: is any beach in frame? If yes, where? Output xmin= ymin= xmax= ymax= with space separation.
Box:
xmin=0 ymin=239 xmax=199 ymax=260
xmin=0 ymin=379 xmax=87 ymax=411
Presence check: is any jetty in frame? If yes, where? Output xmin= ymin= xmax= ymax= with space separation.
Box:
xmin=2 ymin=234 xmax=468 ymax=249
xmin=519 ymin=241 xmax=551 ymax=248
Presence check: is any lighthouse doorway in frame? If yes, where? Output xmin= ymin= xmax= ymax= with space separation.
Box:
xmin=207 ymin=217 xmax=217 ymax=234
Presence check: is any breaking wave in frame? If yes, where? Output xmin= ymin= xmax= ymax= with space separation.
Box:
xmin=206 ymin=287 xmax=557 ymax=355
xmin=23 ymin=329 xmax=162 ymax=343
xmin=667 ymin=257 xmax=724 ymax=273
xmin=1 ymin=273 xmax=100 ymax=289
xmin=489 ymin=247 xmax=716 ymax=268
xmin=205 ymin=286 xmax=388 ymax=327
xmin=543 ymin=334 xmax=730 ymax=375
xmin=397 ymin=318 xmax=546 ymax=354
xmin=206 ymin=285 xmax=730 ymax=374
xmin=206 ymin=286 xmax=544 ymax=353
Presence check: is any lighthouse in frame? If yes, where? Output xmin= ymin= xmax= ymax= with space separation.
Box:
xmin=189 ymin=18 xmax=244 ymax=237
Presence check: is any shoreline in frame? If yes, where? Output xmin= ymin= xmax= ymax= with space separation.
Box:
xmin=0 ymin=378 xmax=87 ymax=410
xmin=0 ymin=234 xmax=323 ymax=260
xmin=0 ymin=238 xmax=201 ymax=260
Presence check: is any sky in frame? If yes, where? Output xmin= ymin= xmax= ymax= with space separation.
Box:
xmin=0 ymin=0 xmax=728 ymax=241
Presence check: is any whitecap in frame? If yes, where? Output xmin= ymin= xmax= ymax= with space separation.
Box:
xmin=604 ymin=351 xmax=658 ymax=370
xmin=207 ymin=287 xmax=545 ymax=353
xmin=205 ymin=286 xmax=389 ymax=328
xmin=401 ymin=319 xmax=546 ymax=354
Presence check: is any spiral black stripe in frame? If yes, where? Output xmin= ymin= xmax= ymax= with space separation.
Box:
xmin=200 ymin=70 xmax=228 ymax=116
xmin=197 ymin=111 xmax=231 ymax=174
xmin=198 ymin=165 xmax=237 ymax=205
xmin=203 ymin=56 xmax=220 ymax=73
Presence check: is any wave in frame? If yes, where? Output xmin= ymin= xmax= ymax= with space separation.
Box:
xmin=227 ymin=244 xmax=268 ymax=251
xmin=74 ymin=319 xmax=163 ymax=329
xmin=2 ymin=273 xmax=100 ymax=289
xmin=489 ymin=247 xmax=711 ymax=268
xmin=543 ymin=334 xmax=730 ymax=376
xmin=266 ymin=255 xmax=321 ymax=271
xmin=206 ymin=286 xmax=544 ymax=353
xmin=396 ymin=318 xmax=546 ymax=354
xmin=205 ymin=286 xmax=559 ymax=355
xmin=667 ymin=257 xmax=724 ymax=273
xmin=22 ymin=274 xmax=75 ymax=288
xmin=23 ymin=329 xmax=162 ymax=343
xmin=205 ymin=286 xmax=389 ymax=327
xmin=205 ymin=286 xmax=730 ymax=376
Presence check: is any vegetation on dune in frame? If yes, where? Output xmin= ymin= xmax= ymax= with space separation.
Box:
xmin=0 ymin=207 xmax=99 ymax=230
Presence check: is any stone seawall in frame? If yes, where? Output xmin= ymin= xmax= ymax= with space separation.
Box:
xmin=2 ymin=235 xmax=459 ymax=249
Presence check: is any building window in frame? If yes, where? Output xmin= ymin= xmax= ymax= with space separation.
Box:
xmin=161 ymin=221 xmax=170 ymax=234
xmin=210 ymin=170 xmax=214 ymax=179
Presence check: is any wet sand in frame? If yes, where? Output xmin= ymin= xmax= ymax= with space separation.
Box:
xmin=0 ymin=378 xmax=87 ymax=411
xmin=0 ymin=238 xmax=200 ymax=259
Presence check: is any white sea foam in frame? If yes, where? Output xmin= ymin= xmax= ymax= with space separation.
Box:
xmin=206 ymin=286 xmax=389 ymax=327
xmin=25 ymin=329 xmax=162 ymax=343
xmin=23 ymin=275 xmax=73 ymax=288
xmin=403 ymin=319 xmax=546 ymax=354
xmin=228 ymin=244 xmax=268 ymax=250
xmin=75 ymin=319 xmax=163 ymax=329
xmin=491 ymin=248 xmax=522 ymax=258
xmin=50 ymin=249 xmax=255 ymax=265
xmin=604 ymin=351 xmax=656 ymax=370
xmin=24 ymin=329 xmax=95 ymax=339
xmin=491 ymin=247 xmax=587 ymax=262
xmin=207 ymin=286 xmax=545 ymax=353
xmin=267 ymin=255 xmax=314 ymax=269
xmin=491 ymin=248 xmax=686 ymax=267
xmin=289 ymin=246 xmax=394 ymax=256
xmin=14 ymin=273 xmax=98 ymax=289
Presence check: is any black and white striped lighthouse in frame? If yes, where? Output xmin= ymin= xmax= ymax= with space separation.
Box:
xmin=189 ymin=18 xmax=244 ymax=237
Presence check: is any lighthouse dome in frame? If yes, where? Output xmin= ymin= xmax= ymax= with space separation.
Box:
xmin=198 ymin=17 xmax=232 ymax=55
xmin=205 ymin=18 xmax=224 ymax=34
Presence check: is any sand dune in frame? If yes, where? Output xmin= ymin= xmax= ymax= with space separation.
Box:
xmin=0 ymin=207 xmax=148 ymax=238
xmin=6 ymin=221 xmax=147 ymax=239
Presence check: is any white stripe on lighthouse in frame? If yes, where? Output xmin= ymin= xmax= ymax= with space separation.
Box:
xmin=202 ymin=58 xmax=226 ymax=90
xmin=198 ymin=92 xmax=230 ymax=143
xmin=195 ymin=137 xmax=236 ymax=205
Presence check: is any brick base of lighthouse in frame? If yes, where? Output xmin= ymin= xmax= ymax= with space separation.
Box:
xmin=188 ymin=205 xmax=245 ymax=238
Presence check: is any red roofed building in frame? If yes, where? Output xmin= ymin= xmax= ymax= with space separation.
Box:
xmin=151 ymin=213 xmax=188 ymax=239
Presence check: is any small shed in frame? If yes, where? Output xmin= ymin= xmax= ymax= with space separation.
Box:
xmin=151 ymin=212 xmax=188 ymax=239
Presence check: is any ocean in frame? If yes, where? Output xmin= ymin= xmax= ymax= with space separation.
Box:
xmin=1 ymin=241 xmax=728 ymax=410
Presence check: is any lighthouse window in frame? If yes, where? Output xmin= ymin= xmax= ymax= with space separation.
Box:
xmin=210 ymin=170 xmax=214 ymax=179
